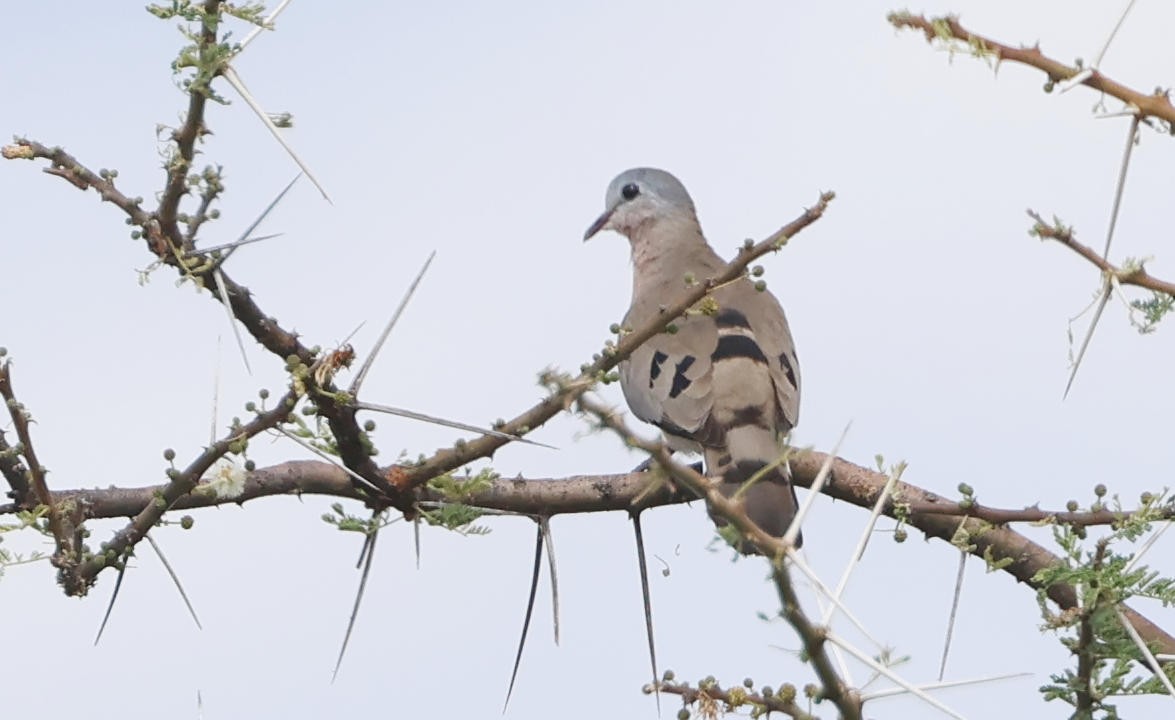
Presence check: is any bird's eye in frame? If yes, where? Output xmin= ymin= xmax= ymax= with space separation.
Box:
xmin=621 ymin=183 xmax=640 ymax=201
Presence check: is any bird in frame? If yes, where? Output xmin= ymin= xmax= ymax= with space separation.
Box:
xmin=584 ymin=167 xmax=803 ymax=552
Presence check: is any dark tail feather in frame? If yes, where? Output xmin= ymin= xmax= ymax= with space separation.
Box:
xmin=706 ymin=451 xmax=802 ymax=552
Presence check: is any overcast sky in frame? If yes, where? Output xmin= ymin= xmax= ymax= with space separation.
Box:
xmin=3 ymin=2 xmax=1175 ymax=718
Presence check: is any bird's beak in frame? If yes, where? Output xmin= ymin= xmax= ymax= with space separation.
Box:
xmin=583 ymin=206 xmax=615 ymax=242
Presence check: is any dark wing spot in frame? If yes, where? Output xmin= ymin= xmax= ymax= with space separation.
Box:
xmin=731 ymin=404 xmax=769 ymax=428
xmin=778 ymin=352 xmax=797 ymax=387
xmin=649 ymin=350 xmax=668 ymax=388
xmin=713 ymin=335 xmax=768 ymax=364
xmin=715 ymin=308 xmax=752 ymax=330
xmin=657 ymin=417 xmax=695 ymax=442
xmin=668 ymin=356 xmax=695 ymax=398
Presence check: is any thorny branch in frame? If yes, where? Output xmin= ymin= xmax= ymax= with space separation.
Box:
xmin=0 ymin=360 xmax=83 ymax=588
xmin=1028 ymin=210 xmax=1175 ymax=298
xmin=3 ymin=450 xmax=1174 ymax=663
xmin=657 ymin=677 xmax=818 ymax=720
xmin=888 ymin=12 xmax=1175 ymax=128
xmin=574 ymin=392 xmax=864 ymax=720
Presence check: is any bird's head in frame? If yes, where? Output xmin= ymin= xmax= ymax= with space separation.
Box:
xmin=583 ymin=167 xmax=697 ymax=242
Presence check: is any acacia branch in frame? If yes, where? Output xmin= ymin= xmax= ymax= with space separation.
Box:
xmin=657 ymin=678 xmax=817 ymax=720
xmin=1028 ymin=210 xmax=1175 ymax=297
xmin=0 ymin=360 xmax=86 ymax=589
xmin=4 ymin=449 xmax=1174 ymax=661
xmin=575 ymin=393 xmax=863 ymax=719
xmin=888 ymin=12 xmax=1175 ymax=127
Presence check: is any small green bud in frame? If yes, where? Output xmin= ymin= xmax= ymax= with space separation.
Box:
xmin=180 ymin=515 xmax=194 ymax=529
xmin=258 ymin=388 xmax=270 ymax=400
xmin=683 ymin=272 xmax=695 ymax=285
xmin=163 ymin=448 xmax=176 ymax=461
xmin=245 ymin=401 xmax=257 ymax=412
xmin=609 ymin=323 xmax=621 ymax=334
xmin=676 ymin=710 xmax=690 ymax=720
xmin=1141 ymin=491 xmax=1153 ymax=504
xmin=751 ymin=265 xmax=764 ymax=277
xmin=665 ymin=323 xmax=679 ymax=334
xmin=1043 ymin=81 xmax=1055 ymax=93
xmin=760 ymin=686 xmax=774 ymax=698
xmin=743 ymin=238 xmax=754 ymax=250
xmin=957 ymin=482 xmax=973 ymax=496
xmin=894 ymin=528 xmax=908 ymax=543
xmin=743 ymin=677 xmax=754 ymax=688
xmin=131 ymin=230 xmax=142 ymax=240
xmin=209 ymin=209 xmax=220 ymax=219
xmin=662 ymin=670 xmax=675 ymax=681
xmin=1066 ymin=499 xmax=1079 ymax=512
xmin=244 ymin=459 xmax=255 ymax=472
xmin=363 ymin=419 xmax=376 ymax=432
xmin=753 ymin=280 xmax=767 ymax=292
xmin=1094 ymin=483 xmax=1106 ymax=497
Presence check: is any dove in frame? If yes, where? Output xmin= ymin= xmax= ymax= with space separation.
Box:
xmin=584 ymin=167 xmax=803 ymax=550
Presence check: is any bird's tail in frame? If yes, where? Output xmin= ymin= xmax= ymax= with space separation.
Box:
xmin=704 ymin=427 xmax=802 ymax=552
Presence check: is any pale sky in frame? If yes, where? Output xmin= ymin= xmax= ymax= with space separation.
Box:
xmin=3 ymin=2 xmax=1174 ymax=719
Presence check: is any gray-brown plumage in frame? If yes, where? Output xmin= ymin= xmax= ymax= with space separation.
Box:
xmin=585 ymin=167 xmax=803 ymax=551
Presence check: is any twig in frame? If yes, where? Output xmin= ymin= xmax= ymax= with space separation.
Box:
xmin=1028 ymin=211 xmax=1175 ymax=298
xmin=69 ymin=386 xmax=302 ymax=593
xmin=657 ymin=678 xmax=818 ymax=720
xmin=888 ymin=13 xmax=1175 ymax=126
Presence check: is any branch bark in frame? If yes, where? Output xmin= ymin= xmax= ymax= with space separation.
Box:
xmin=888 ymin=12 xmax=1175 ymax=127
xmin=9 ymin=448 xmax=1171 ymax=663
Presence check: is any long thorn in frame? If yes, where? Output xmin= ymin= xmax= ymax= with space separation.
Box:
xmin=221 ymin=67 xmax=331 ymax=202
xmin=503 ymin=523 xmax=545 ymax=712
xmin=1093 ymin=0 xmax=1139 ymax=68
xmin=271 ymin=427 xmax=384 ymax=495
xmin=214 ymin=174 xmax=301 ymax=267
xmin=539 ymin=517 xmax=560 ymax=645
xmin=352 ymin=400 xmax=556 ymax=449
xmin=210 ymin=336 xmax=221 ymax=445
xmin=822 ymin=466 xmax=902 ymax=625
xmin=350 ymin=250 xmax=436 ymax=396
xmin=212 ymin=269 xmax=253 ymax=376
xmin=146 ymin=532 xmax=203 ymax=630
xmin=93 ymin=559 xmax=129 ymax=646
xmin=414 ymin=515 xmax=422 ymax=570
xmin=938 ymin=550 xmax=967 ymax=680
xmin=827 ymin=631 xmax=968 ymax=720
xmin=190 ymin=232 xmax=283 ymax=257
xmin=1102 ymin=114 xmax=1140 ymax=259
xmin=236 ymin=0 xmax=295 ymax=53
xmin=783 ymin=422 xmax=850 ymax=547
xmin=333 ymin=525 xmax=379 ymax=682
xmin=1064 ymin=286 xmax=1112 ymax=399
xmin=861 ymin=672 xmax=1031 ymax=702
xmin=630 ymin=510 xmax=660 ymax=712
xmin=1115 ymin=607 xmax=1175 ymax=699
